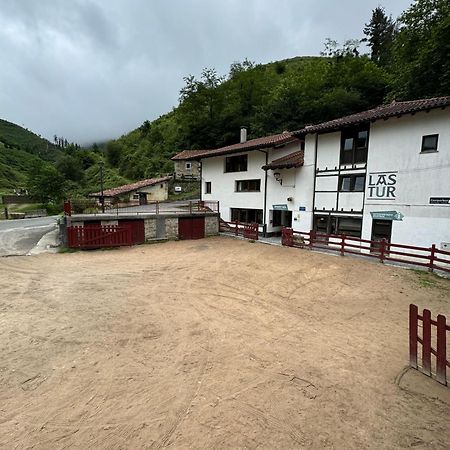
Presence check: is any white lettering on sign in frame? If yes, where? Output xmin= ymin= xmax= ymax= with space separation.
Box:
xmin=367 ymin=172 xmax=397 ymax=200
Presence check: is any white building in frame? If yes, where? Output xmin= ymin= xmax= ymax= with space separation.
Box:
xmin=178 ymin=96 xmax=450 ymax=248
xmin=295 ymin=96 xmax=450 ymax=248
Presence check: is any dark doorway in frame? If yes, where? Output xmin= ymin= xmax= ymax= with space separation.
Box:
xmin=371 ymin=219 xmax=392 ymax=252
xmin=139 ymin=193 xmax=147 ymax=206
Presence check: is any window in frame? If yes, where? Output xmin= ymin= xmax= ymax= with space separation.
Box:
xmin=225 ymin=154 xmax=248 ymax=172
xmin=339 ymin=174 xmax=366 ymax=192
xmin=235 ymin=179 xmax=261 ymax=192
xmin=230 ymin=208 xmax=263 ymax=224
xmin=336 ymin=217 xmax=362 ymax=238
xmin=341 ymin=127 xmax=369 ymax=165
xmin=205 ymin=181 xmax=211 ymax=194
xmin=132 ymin=194 xmax=140 ymax=200
xmin=160 ymin=184 xmax=163 ymax=188
xmin=421 ymin=134 xmax=438 ymax=152
xmin=185 ymin=162 xmax=192 ymax=170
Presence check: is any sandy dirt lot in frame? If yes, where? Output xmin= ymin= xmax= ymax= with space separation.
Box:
xmin=0 ymin=236 xmax=449 ymax=449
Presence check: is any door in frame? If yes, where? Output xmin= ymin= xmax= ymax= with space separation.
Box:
xmin=371 ymin=219 xmax=392 ymax=252
xmin=139 ymin=193 xmax=147 ymax=205
xmin=178 ymin=217 xmax=205 ymax=240
xmin=119 ymin=220 xmax=145 ymax=244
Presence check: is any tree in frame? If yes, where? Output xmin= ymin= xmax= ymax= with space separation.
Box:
xmin=56 ymin=154 xmax=83 ymax=182
xmin=27 ymin=163 xmax=66 ymax=204
xmin=363 ymin=6 xmax=397 ymax=66
xmin=105 ymin=141 xmax=122 ymax=166
xmin=389 ymin=0 xmax=450 ymax=99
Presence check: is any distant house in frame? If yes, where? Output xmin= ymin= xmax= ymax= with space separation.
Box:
xmin=171 ymin=150 xmax=206 ymax=180
xmin=89 ymin=176 xmax=171 ymax=205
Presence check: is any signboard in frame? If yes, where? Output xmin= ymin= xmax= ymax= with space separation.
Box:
xmin=370 ymin=210 xmax=404 ymax=221
xmin=272 ymin=204 xmax=288 ymax=210
xmin=299 ymin=206 xmax=306 ymax=211
xmin=430 ymin=197 xmax=450 ymax=205
xmin=367 ymin=171 xmax=398 ymax=200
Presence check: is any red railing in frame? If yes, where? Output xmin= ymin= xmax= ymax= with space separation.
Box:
xmin=281 ymin=228 xmax=450 ymax=274
xmin=410 ymin=304 xmax=449 ymax=385
xmin=67 ymin=224 xmax=133 ymax=249
xmin=220 ymin=220 xmax=259 ymax=240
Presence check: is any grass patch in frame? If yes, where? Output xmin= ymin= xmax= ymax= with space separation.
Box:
xmin=413 ymin=269 xmax=450 ymax=290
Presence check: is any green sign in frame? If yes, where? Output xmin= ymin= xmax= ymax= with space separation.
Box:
xmin=272 ymin=204 xmax=288 ymax=210
xmin=370 ymin=211 xmax=404 ymax=221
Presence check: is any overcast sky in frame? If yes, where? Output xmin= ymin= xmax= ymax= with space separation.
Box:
xmin=0 ymin=0 xmax=412 ymax=145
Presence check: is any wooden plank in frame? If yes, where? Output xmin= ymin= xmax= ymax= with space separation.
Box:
xmin=409 ymin=304 xmax=418 ymax=369
xmin=422 ymin=309 xmax=432 ymax=376
xmin=436 ymin=314 xmax=447 ymax=385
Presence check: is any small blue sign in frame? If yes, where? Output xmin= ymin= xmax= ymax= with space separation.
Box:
xmin=299 ymin=206 xmax=306 ymax=211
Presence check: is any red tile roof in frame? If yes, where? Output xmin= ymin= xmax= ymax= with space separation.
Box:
xmin=171 ymin=150 xmax=210 ymax=160
xmin=180 ymin=132 xmax=300 ymax=160
xmin=89 ymin=176 xmax=171 ymax=197
xmin=262 ymin=150 xmax=304 ymax=170
xmin=293 ymin=96 xmax=450 ymax=135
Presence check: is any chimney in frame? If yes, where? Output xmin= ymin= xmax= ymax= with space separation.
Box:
xmin=240 ymin=126 xmax=247 ymax=143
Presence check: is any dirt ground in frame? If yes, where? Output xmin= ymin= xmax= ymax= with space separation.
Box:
xmin=1 ymin=236 xmax=449 ymax=449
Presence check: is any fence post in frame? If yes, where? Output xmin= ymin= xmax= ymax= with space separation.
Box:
xmin=235 ymin=221 xmax=239 ymax=236
xmin=309 ymin=230 xmax=315 ymax=249
xmin=422 ymin=309 xmax=432 ymax=376
xmin=340 ymin=234 xmax=346 ymax=256
xmin=436 ymin=314 xmax=447 ymax=385
xmin=379 ymin=239 xmax=386 ymax=263
xmin=409 ymin=304 xmax=418 ymax=369
xmin=429 ymin=244 xmax=436 ymax=273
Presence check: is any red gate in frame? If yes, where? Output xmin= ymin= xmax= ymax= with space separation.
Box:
xmin=67 ymin=224 xmax=133 ymax=249
xmin=409 ymin=304 xmax=449 ymax=385
xmin=243 ymin=222 xmax=258 ymax=240
xmin=178 ymin=217 xmax=205 ymax=240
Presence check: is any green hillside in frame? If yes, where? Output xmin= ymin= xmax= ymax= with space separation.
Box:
xmin=0 ymin=119 xmax=60 ymax=161
xmin=0 ymin=141 xmax=43 ymax=189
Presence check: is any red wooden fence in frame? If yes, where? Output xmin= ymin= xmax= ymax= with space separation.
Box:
xmin=409 ymin=304 xmax=449 ymax=385
xmin=281 ymin=228 xmax=450 ymax=274
xmin=67 ymin=225 xmax=133 ymax=249
xmin=219 ymin=220 xmax=259 ymax=240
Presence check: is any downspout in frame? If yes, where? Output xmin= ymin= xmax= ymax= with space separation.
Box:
xmin=199 ymin=159 xmax=202 ymax=200
xmin=258 ymin=149 xmax=269 ymax=237
xmin=312 ymin=133 xmax=318 ymax=230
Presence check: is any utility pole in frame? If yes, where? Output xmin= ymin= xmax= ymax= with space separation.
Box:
xmin=99 ymin=161 xmax=105 ymax=213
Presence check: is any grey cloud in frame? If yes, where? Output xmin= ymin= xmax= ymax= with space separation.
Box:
xmin=0 ymin=0 xmax=412 ymax=144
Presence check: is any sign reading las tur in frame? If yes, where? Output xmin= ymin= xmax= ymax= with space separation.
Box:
xmin=367 ymin=171 xmax=398 ymax=200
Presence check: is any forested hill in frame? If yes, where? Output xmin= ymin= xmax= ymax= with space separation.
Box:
xmin=107 ymin=55 xmax=388 ymax=180
xmin=107 ymin=0 xmax=450 ymax=181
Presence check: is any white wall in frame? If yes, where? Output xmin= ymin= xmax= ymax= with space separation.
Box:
xmin=363 ymin=108 xmax=450 ymax=248
xmin=201 ymin=140 xmax=314 ymax=233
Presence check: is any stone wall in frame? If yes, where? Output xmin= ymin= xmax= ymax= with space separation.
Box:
xmin=205 ymin=216 xmax=219 ymax=236
xmin=144 ymin=219 xmax=157 ymax=240
xmin=166 ymin=218 xmax=179 ymax=239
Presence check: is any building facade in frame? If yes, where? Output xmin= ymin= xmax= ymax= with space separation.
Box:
xmin=179 ymin=96 xmax=450 ymax=248
xmin=90 ymin=177 xmax=171 ymax=205
xmin=171 ymin=150 xmax=204 ymax=180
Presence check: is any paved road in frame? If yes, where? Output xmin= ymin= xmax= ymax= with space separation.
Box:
xmin=0 ymin=216 xmax=58 ymax=256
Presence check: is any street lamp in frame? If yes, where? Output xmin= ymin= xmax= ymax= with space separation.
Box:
xmin=99 ymin=160 xmax=105 ymax=213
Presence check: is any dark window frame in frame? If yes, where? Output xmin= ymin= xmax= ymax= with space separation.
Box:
xmin=340 ymin=127 xmax=369 ymax=165
xmin=421 ymin=134 xmax=439 ymax=153
xmin=225 ymin=154 xmax=248 ymax=173
xmin=230 ymin=208 xmax=263 ymax=224
xmin=205 ymin=181 xmax=212 ymax=194
xmin=235 ymin=179 xmax=261 ymax=192
xmin=338 ymin=174 xmax=366 ymax=192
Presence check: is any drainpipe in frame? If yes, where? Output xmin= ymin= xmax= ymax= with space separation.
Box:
xmin=312 ymin=133 xmax=318 ymax=231
xmin=258 ymin=149 xmax=269 ymax=237
xmin=199 ymin=159 xmax=202 ymax=201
